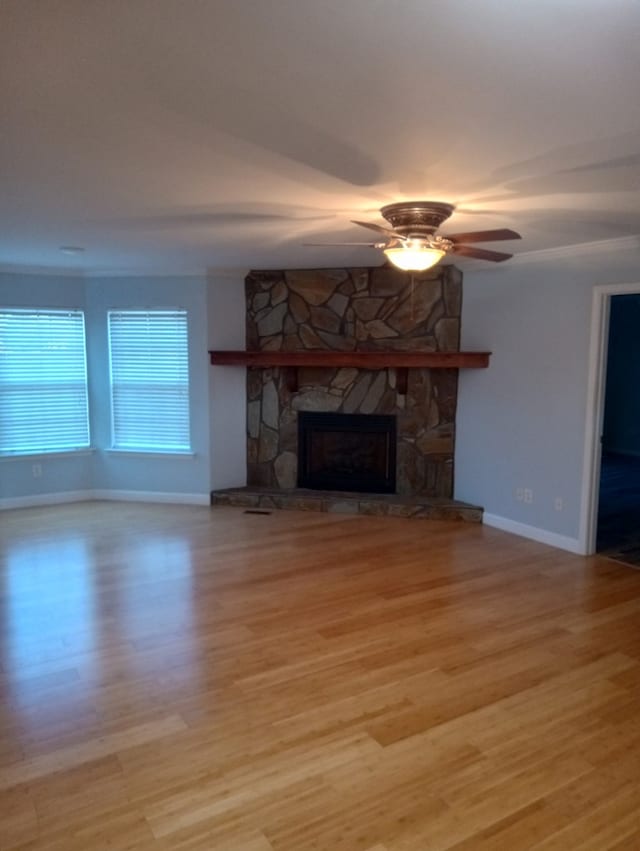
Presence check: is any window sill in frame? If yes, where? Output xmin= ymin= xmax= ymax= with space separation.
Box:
xmin=0 ymin=449 xmax=95 ymax=461
xmin=105 ymin=449 xmax=195 ymax=459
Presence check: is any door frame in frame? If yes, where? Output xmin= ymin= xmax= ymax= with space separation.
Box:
xmin=579 ymin=282 xmax=640 ymax=554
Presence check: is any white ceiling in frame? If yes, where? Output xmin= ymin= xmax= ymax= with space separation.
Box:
xmin=2 ymin=0 xmax=640 ymax=274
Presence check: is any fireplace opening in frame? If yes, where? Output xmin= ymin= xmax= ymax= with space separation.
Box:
xmin=297 ymin=412 xmax=396 ymax=494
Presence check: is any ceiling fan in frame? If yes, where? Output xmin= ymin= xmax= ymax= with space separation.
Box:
xmin=306 ymin=201 xmax=522 ymax=271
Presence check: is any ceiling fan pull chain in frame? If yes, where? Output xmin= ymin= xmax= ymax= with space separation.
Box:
xmin=410 ymin=272 xmax=415 ymax=319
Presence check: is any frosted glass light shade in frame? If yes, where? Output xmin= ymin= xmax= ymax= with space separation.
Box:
xmin=383 ymin=245 xmax=446 ymax=272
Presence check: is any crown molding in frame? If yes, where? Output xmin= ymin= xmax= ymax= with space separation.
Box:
xmin=464 ymin=234 xmax=640 ymax=274
xmin=0 ymin=264 xmax=250 ymax=281
xmin=510 ymin=234 xmax=640 ymax=266
xmin=0 ymin=264 xmax=212 ymax=279
xmin=2 ymin=236 xmax=639 ymax=279
xmin=87 ymin=268 xmax=207 ymax=279
xmin=0 ymin=263 xmax=86 ymax=277
xmin=89 ymin=266 xmax=248 ymax=280
xmin=206 ymin=267 xmax=251 ymax=281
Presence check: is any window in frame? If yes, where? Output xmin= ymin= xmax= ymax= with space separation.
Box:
xmin=0 ymin=309 xmax=90 ymax=455
xmin=108 ymin=310 xmax=191 ymax=452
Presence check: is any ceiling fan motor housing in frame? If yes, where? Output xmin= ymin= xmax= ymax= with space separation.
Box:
xmin=380 ymin=201 xmax=455 ymax=237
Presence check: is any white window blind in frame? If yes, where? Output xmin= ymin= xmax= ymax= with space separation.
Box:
xmin=0 ymin=309 xmax=90 ymax=454
xmin=108 ymin=310 xmax=191 ymax=451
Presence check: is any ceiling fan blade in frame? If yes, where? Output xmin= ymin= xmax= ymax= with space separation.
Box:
xmin=451 ymin=244 xmax=514 ymax=262
xmin=351 ymin=220 xmax=407 ymax=240
xmin=445 ymin=228 xmax=521 ymax=244
xmin=303 ymin=241 xmax=383 ymax=247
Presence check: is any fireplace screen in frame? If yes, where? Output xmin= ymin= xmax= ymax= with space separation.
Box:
xmin=297 ymin=412 xmax=396 ymax=494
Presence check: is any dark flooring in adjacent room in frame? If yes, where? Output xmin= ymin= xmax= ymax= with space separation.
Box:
xmin=596 ymin=451 xmax=640 ymax=567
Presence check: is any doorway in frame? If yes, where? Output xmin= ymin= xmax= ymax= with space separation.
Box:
xmin=596 ymin=294 xmax=640 ymax=563
xmin=581 ymin=284 xmax=640 ymax=560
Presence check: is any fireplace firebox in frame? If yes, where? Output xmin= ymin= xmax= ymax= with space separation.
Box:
xmin=297 ymin=412 xmax=396 ymax=494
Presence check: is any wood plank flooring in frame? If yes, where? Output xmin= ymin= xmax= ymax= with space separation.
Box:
xmin=1 ymin=502 xmax=640 ymax=850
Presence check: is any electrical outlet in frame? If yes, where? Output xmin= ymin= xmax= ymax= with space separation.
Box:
xmin=554 ymin=497 xmax=563 ymax=512
xmin=32 ymin=463 xmax=42 ymax=478
xmin=523 ymin=488 xmax=533 ymax=504
xmin=515 ymin=488 xmax=524 ymax=501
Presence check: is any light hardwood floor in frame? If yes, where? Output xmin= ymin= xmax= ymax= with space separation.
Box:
xmin=1 ymin=502 xmax=640 ymax=850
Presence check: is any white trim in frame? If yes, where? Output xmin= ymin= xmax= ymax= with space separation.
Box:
xmin=94 ymin=267 xmax=246 ymax=279
xmin=511 ymin=235 xmax=640 ymax=265
xmin=104 ymin=449 xmax=196 ymax=459
xmin=0 ymin=489 xmax=210 ymax=510
xmin=0 ymin=264 xmax=248 ymax=279
xmin=91 ymin=490 xmax=209 ymax=505
xmin=89 ymin=269 xmax=207 ymax=278
xmin=0 ymin=265 xmax=206 ymax=278
xmin=467 ymin=235 xmax=640 ymax=274
xmin=0 ymin=264 xmax=85 ymax=277
xmin=0 ymin=490 xmax=92 ymax=510
xmin=0 ymin=449 xmax=95 ymax=462
xmin=3 ymin=237 xmax=640 ymax=279
xmin=483 ymin=513 xmax=584 ymax=555
xmin=579 ymin=282 xmax=640 ymax=555
xmin=91 ymin=267 xmax=247 ymax=279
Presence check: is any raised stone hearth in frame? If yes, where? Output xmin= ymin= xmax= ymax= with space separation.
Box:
xmin=211 ymin=486 xmax=482 ymax=522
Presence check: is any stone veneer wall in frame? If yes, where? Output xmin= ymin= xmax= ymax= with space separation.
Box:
xmin=245 ymin=264 xmax=462 ymax=497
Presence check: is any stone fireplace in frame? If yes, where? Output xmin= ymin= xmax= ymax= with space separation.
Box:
xmin=245 ymin=264 xmax=462 ymax=499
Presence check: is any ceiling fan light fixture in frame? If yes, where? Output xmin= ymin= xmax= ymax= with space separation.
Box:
xmin=383 ymin=242 xmax=446 ymax=272
xmin=311 ymin=202 xmax=521 ymax=266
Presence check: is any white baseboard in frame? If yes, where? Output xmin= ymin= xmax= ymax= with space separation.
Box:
xmin=1 ymin=489 xmax=210 ymax=510
xmin=0 ymin=490 xmax=92 ymax=510
xmin=91 ymin=490 xmax=210 ymax=506
xmin=483 ymin=513 xmax=585 ymax=555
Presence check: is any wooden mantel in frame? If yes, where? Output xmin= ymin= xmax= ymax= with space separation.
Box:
xmin=208 ymin=350 xmax=491 ymax=394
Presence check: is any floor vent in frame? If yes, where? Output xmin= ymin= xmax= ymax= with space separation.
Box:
xmin=243 ymin=509 xmax=273 ymax=515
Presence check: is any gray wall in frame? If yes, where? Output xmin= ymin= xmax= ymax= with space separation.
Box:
xmin=0 ymin=270 xmax=247 ymax=504
xmin=455 ymin=243 xmax=640 ymax=550
xmin=207 ymin=272 xmax=247 ymax=489
xmin=85 ymin=274 xmax=211 ymax=497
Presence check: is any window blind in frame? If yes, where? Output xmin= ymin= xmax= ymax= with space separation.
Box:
xmin=108 ymin=310 xmax=191 ymax=451
xmin=0 ymin=309 xmax=90 ymax=454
